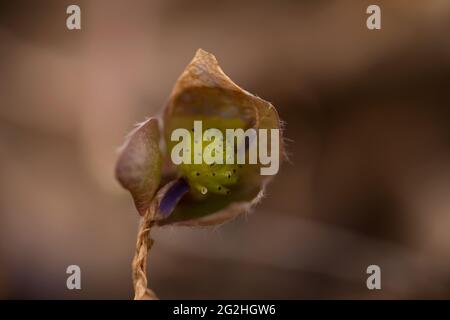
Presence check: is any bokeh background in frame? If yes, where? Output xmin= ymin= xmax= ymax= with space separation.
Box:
xmin=1 ymin=0 xmax=450 ymax=299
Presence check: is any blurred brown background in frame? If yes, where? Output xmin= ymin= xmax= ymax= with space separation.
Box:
xmin=1 ymin=0 xmax=450 ymax=299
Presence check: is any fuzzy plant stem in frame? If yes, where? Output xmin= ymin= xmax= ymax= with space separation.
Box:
xmin=132 ymin=201 xmax=159 ymax=300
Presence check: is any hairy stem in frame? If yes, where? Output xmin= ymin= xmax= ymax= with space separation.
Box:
xmin=132 ymin=201 xmax=158 ymax=300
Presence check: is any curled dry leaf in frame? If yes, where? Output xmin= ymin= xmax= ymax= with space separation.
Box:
xmin=116 ymin=49 xmax=283 ymax=226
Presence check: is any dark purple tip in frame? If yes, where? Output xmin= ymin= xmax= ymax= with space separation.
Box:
xmin=159 ymin=179 xmax=190 ymax=218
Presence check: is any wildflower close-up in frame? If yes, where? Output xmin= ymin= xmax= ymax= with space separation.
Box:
xmin=115 ymin=49 xmax=284 ymax=299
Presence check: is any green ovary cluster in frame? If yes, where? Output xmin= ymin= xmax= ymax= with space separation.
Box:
xmin=169 ymin=116 xmax=247 ymax=197
xmin=178 ymin=131 xmax=240 ymax=196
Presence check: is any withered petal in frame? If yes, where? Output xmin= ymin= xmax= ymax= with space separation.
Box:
xmin=115 ymin=118 xmax=162 ymax=216
xmin=163 ymin=49 xmax=283 ymax=138
xmin=158 ymin=178 xmax=190 ymax=218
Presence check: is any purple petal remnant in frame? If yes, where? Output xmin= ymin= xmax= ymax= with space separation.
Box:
xmin=158 ymin=178 xmax=190 ymax=218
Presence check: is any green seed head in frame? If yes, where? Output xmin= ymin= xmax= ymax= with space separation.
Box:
xmin=172 ymin=117 xmax=244 ymax=197
xmin=178 ymin=130 xmax=239 ymax=196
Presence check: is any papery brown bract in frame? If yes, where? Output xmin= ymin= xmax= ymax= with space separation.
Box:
xmin=115 ymin=118 xmax=162 ymax=216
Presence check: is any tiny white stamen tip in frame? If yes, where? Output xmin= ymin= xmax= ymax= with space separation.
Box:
xmin=201 ymin=187 xmax=208 ymax=195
